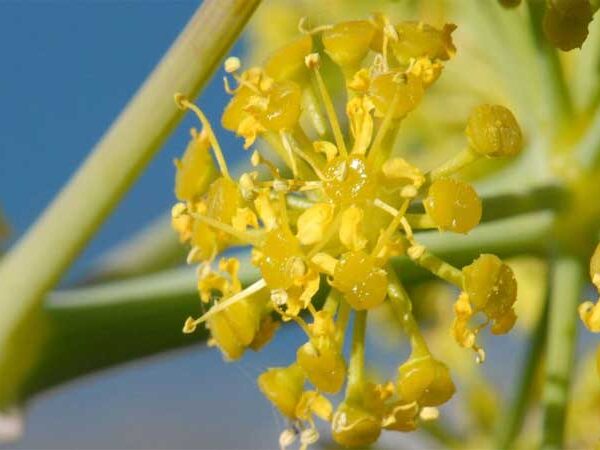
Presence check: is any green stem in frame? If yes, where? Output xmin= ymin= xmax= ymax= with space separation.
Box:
xmin=22 ymin=250 xmax=259 ymax=402
xmin=575 ymin=103 xmax=600 ymax=169
xmin=346 ymin=310 xmax=367 ymax=401
xmin=541 ymin=253 xmax=584 ymax=450
xmin=0 ymin=0 xmax=261 ymax=408
xmin=495 ymin=285 xmax=550 ymax=450
xmin=10 ymin=212 xmax=554 ymax=404
xmin=527 ymin=0 xmax=573 ymax=124
xmin=386 ymin=268 xmax=430 ymax=356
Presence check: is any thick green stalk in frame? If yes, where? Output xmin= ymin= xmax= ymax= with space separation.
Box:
xmin=541 ymin=253 xmax=585 ymax=450
xmin=495 ymin=287 xmax=549 ymax=450
xmin=575 ymin=104 xmax=600 ymax=169
xmin=0 ymin=0 xmax=261 ymax=408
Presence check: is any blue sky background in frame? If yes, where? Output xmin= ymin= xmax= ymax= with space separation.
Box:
xmin=0 ymin=2 xmax=289 ymax=449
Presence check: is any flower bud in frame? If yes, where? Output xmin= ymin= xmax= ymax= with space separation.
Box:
xmin=333 ymin=251 xmax=388 ymax=310
xmin=424 ymin=178 xmax=482 ymax=234
xmin=466 ymin=104 xmax=523 ymax=157
xmin=397 ymin=355 xmax=455 ymax=406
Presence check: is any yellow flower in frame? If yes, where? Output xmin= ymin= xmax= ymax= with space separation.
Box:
xmin=171 ymin=13 xmax=525 ymax=447
xmin=453 ymin=254 xmax=518 ymax=358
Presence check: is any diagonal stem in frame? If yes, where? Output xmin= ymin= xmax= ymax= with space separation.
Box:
xmin=0 ymin=0 xmax=261 ymax=408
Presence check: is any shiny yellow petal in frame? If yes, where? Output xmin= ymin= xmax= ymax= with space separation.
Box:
xmin=339 ymin=206 xmax=368 ymax=251
xmin=296 ymin=202 xmax=335 ymax=245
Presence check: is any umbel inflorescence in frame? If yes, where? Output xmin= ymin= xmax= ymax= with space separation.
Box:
xmin=171 ymin=15 xmax=523 ymax=448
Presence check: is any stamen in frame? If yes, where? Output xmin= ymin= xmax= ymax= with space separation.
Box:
xmin=223 ymin=77 xmax=236 ymax=95
xmin=280 ymin=130 xmax=299 ymax=177
xmin=281 ymin=131 xmax=327 ymax=180
xmin=368 ymin=82 xmax=403 ymax=163
xmin=174 ymin=94 xmax=231 ymax=179
xmin=305 ymin=53 xmax=348 ymax=157
xmin=372 ymin=199 xmax=410 ymax=257
xmin=427 ymin=147 xmax=479 ymax=181
xmin=192 ymin=212 xmax=262 ymax=246
xmin=251 ymin=150 xmax=282 ymax=179
xmin=191 ymin=278 xmax=267 ymax=326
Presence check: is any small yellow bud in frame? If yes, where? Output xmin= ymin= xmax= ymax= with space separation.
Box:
xmin=333 ymin=251 xmax=387 ymax=310
xmin=322 ymin=156 xmax=377 ymax=206
xmin=397 ymin=355 xmax=455 ymax=406
xmin=258 ymin=227 xmax=304 ymax=290
xmin=424 ymin=178 xmax=482 ymax=234
xmin=466 ymin=104 xmax=523 ymax=158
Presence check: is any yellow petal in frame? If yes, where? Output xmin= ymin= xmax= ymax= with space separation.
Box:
xmin=237 ymin=115 xmax=266 ymax=149
xmin=174 ymin=129 xmax=217 ymax=201
xmin=296 ymin=202 xmax=335 ymax=245
xmin=381 ymin=157 xmax=425 ymax=189
xmin=310 ymin=252 xmax=338 ymax=276
xmin=347 ymin=68 xmax=371 ymax=93
xmin=339 ymin=206 xmax=368 ymax=251
xmin=346 ymin=96 xmax=374 ymax=155
xmin=254 ymin=191 xmax=278 ymax=230
xmin=409 ymin=57 xmax=443 ymax=87
xmin=231 ymin=207 xmax=258 ymax=232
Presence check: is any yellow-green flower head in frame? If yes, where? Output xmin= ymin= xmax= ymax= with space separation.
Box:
xmin=171 ymin=13 xmax=524 ymax=448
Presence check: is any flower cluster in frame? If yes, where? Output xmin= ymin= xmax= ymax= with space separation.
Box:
xmin=579 ymin=243 xmax=600 ymax=378
xmin=171 ymin=15 xmax=523 ymax=448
